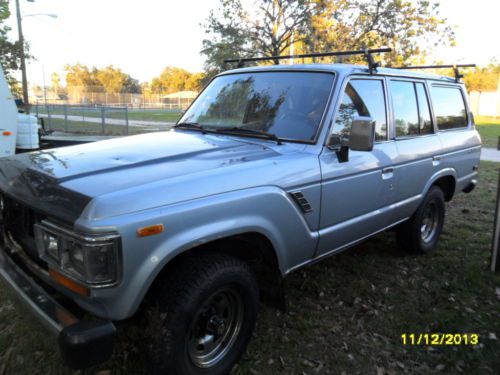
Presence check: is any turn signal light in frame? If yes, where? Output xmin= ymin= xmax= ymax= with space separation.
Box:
xmin=2 ymin=131 xmax=12 ymax=136
xmin=137 ymin=224 xmax=165 ymax=238
xmin=49 ymin=268 xmax=90 ymax=297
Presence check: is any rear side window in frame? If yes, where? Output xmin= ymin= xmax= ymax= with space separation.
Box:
xmin=390 ymin=81 xmax=434 ymax=137
xmin=390 ymin=81 xmax=419 ymax=137
xmin=430 ymin=86 xmax=468 ymax=130
xmin=333 ymin=79 xmax=387 ymax=141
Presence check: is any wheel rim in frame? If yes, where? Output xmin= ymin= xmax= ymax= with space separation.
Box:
xmin=420 ymin=201 xmax=439 ymax=243
xmin=188 ymin=287 xmax=244 ymax=369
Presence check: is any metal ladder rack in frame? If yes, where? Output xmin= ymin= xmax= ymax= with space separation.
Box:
xmin=224 ymin=47 xmax=392 ymax=74
xmin=392 ymin=64 xmax=476 ymax=82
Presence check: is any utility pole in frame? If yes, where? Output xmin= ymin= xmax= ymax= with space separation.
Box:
xmin=15 ymin=0 xmax=29 ymax=111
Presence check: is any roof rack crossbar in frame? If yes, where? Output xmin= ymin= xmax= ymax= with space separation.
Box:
xmin=225 ymin=47 xmax=392 ymax=73
xmin=393 ymin=64 xmax=476 ymax=82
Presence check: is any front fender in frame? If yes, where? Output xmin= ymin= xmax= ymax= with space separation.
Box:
xmin=77 ymin=186 xmax=318 ymax=320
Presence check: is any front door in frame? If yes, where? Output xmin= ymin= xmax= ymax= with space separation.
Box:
xmin=317 ymin=76 xmax=398 ymax=256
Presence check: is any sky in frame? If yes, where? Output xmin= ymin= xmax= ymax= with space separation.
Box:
xmin=5 ymin=0 xmax=500 ymax=87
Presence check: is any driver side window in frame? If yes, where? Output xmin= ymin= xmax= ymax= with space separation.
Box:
xmin=333 ymin=79 xmax=387 ymax=142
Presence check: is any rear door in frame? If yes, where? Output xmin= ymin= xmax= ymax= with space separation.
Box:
xmin=317 ymin=76 xmax=398 ymax=256
xmin=388 ymin=79 xmax=443 ymax=222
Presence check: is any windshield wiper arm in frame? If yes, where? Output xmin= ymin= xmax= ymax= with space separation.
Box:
xmin=174 ymin=122 xmax=207 ymax=134
xmin=216 ymin=127 xmax=283 ymax=145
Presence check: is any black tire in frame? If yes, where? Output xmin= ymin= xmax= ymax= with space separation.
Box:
xmin=141 ymin=252 xmax=259 ymax=375
xmin=396 ymin=186 xmax=445 ymax=254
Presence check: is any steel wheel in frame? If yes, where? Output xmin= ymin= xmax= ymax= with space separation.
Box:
xmin=420 ymin=202 xmax=439 ymax=243
xmin=188 ymin=287 xmax=244 ymax=369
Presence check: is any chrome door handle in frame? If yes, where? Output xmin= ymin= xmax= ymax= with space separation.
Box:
xmin=432 ymin=156 xmax=441 ymax=161
xmin=381 ymin=167 xmax=394 ymax=180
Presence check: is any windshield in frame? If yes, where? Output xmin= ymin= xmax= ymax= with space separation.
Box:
xmin=179 ymin=71 xmax=335 ymax=142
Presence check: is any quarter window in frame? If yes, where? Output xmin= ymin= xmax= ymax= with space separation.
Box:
xmin=430 ymin=86 xmax=468 ymax=130
xmin=333 ymin=79 xmax=387 ymax=142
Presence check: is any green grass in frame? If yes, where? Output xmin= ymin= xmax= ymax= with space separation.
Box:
xmin=37 ymin=109 xmax=183 ymax=123
xmin=476 ymin=116 xmax=500 ymax=148
xmin=1 ymin=162 xmax=499 ymax=374
xmin=45 ymin=118 xmax=172 ymax=136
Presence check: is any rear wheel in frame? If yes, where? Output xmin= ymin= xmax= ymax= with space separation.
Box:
xmin=141 ymin=252 xmax=259 ymax=375
xmin=396 ymin=186 xmax=445 ymax=254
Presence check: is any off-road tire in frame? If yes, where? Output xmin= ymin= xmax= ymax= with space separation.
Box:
xmin=141 ymin=252 xmax=259 ymax=375
xmin=396 ymin=186 xmax=445 ymax=254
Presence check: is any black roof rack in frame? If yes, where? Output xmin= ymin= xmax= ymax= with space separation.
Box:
xmin=224 ymin=47 xmax=392 ymax=74
xmin=392 ymin=64 xmax=476 ymax=82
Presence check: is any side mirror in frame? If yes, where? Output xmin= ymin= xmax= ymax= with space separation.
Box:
xmin=349 ymin=116 xmax=375 ymax=152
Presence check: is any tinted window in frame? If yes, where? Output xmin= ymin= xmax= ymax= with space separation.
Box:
xmin=179 ymin=72 xmax=334 ymax=141
xmin=390 ymin=81 xmax=419 ymax=137
xmin=333 ymin=79 xmax=387 ymax=141
xmin=430 ymin=86 xmax=468 ymax=130
xmin=416 ymin=83 xmax=433 ymax=134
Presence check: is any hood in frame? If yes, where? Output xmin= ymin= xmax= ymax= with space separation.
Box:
xmin=0 ymin=131 xmax=288 ymax=222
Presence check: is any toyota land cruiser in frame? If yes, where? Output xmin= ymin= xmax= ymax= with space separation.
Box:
xmin=0 ymin=49 xmax=481 ymax=374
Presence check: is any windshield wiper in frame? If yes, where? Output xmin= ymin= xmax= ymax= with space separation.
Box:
xmin=174 ymin=122 xmax=207 ymax=134
xmin=216 ymin=127 xmax=283 ymax=145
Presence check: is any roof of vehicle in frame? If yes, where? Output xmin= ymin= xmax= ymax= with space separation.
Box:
xmin=220 ymin=63 xmax=458 ymax=83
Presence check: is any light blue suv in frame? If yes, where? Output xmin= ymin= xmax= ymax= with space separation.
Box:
xmin=0 ymin=54 xmax=481 ymax=374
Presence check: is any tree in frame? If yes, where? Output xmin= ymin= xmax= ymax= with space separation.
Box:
xmin=463 ymin=63 xmax=500 ymax=92
xmin=202 ymin=0 xmax=315 ymax=76
xmin=151 ymin=67 xmax=199 ymax=94
xmin=95 ymin=65 xmax=130 ymax=94
xmin=122 ymin=75 xmax=141 ymax=94
xmin=0 ymin=0 xmax=25 ymax=96
xmin=309 ymin=0 xmax=455 ymax=65
xmin=65 ymin=64 xmax=100 ymax=92
xmin=64 ymin=64 xmax=141 ymax=94
xmin=202 ymin=0 xmax=455 ymax=74
xmin=185 ymin=72 xmax=205 ymax=91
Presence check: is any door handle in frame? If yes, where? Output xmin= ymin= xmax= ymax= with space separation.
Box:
xmin=432 ymin=156 xmax=441 ymax=166
xmin=382 ymin=167 xmax=394 ymax=174
xmin=381 ymin=167 xmax=394 ymax=180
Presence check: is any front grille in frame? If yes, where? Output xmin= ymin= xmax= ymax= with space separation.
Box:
xmin=1 ymin=193 xmax=47 ymax=268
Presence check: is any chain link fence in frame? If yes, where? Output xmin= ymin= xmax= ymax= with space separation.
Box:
xmin=31 ymin=87 xmax=198 ymax=110
xmin=35 ymin=103 xmax=184 ymax=136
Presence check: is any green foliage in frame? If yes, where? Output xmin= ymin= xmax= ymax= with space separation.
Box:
xmin=0 ymin=0 xmax=24 ymax=97
xmin=150 ymin=66 xmax=205 ymax=94
xmin=64 ymin=64 xmax=141 ymax=94
xmin=463 ymin=63 xmax=500 ymax=92
xmin=202 ymin=0 xmax=315 ymax=77
xmin=202 ymin=0 xmax=456 ymax=74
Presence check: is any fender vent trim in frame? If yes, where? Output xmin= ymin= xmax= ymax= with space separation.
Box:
xmin=290 ymin=191 xmax=313 ymax=213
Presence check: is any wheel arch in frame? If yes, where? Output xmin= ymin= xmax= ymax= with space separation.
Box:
xmin=423 ymin=168 xmax=457 ymax=202
xmin=146 ymin=231 xmax=286 ymax=311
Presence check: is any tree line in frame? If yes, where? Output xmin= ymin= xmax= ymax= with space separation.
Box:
xmin=37 ymin=64 xmax=205 ymax=97
xmin=0 ymin=0 xmax=499 ymax=97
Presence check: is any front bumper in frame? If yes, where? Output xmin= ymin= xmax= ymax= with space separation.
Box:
xmin=0 ymin=243 xmax=116 ymax=369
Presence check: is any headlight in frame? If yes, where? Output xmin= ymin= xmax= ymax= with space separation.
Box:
xmin=34 ymin=221 xmax=121 ymax=287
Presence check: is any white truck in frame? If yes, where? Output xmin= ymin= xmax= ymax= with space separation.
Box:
xmin=0 ymin=65 xmax=18 ymax=157
xmin=0 ymin=65 xmax=40 ymax=156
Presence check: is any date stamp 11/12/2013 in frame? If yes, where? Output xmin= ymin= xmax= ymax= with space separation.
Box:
xmin=401 ymin=333 xmax=479 ymax=346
